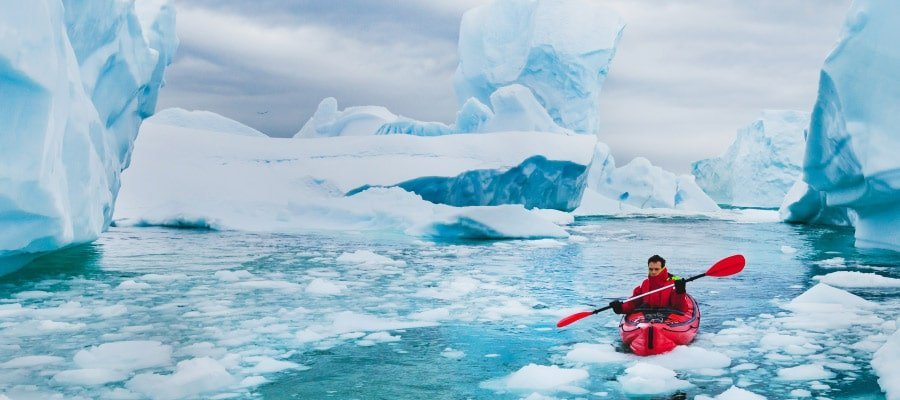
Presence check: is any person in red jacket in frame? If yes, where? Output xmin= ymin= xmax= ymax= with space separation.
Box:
xmin=609 ymin=255 xmax=689 ymax=315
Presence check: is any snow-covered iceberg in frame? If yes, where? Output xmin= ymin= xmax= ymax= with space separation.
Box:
xmin=692 ymin=110 xmax=810 ymax=208
xmin=114 ymin=121 xmax=594 ymax=238
xmin=454 ymin=0 xmax=624 ymax=134
xmin=0 ymin=0 xmax=178 ymax=275
xmin=781 ymin=0 xmax=900 ymax=252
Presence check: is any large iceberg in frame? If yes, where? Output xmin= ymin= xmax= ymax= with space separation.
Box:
xmin=114 ymin=120 xmax=594 ymax=237
xmin=781 ymin=0 xmax=900 ymax=252
xmin=0 ymin=0 xmax=178 ymax=275
xmin=692 ymin=110 xmax=810 ymax=208
xmin=149 ymin=107 xmax=266 ymax=137
xmin=454 ymin=0 xmax=624 ymax=134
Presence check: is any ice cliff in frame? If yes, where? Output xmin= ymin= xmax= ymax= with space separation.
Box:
xmin=0 ymin=0 xmax=178 ymax=275
xmin=780 ymin=0 xmax=900 ymax=252
xmin=692 ymin=111 xmax=810 ymax=208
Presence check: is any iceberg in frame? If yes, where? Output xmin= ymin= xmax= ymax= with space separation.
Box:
xmin=114 ymin=121 xmax=594 ymax=237
xmin=781 ymin=0 xmax=900 ymax=251
xmin=691 ymin=110 xmax=810 ymax=208
xmin=294 ymin=97 xmax=400 ymax=138
xmin=0 ymin=0 xmax=177 ymax=275
xmin=581 ymin=148 xmax=720 ymax=214
xmin=454 ymin=0 xmax=624 ymax=134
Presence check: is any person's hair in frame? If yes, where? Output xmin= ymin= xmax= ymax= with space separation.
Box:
xmin=647 ymin=255 xmax=666 ymax=267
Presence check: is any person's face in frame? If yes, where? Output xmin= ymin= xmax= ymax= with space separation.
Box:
xmin=648 ymin=261 xmax=664 ymax=277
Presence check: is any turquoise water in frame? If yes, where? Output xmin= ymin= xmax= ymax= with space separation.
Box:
xmin=0 ymin=216 xmax=897 ymax=399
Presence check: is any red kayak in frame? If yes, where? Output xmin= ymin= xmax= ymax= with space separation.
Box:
xmin=619 ymin=295 xmax=700 ymax=356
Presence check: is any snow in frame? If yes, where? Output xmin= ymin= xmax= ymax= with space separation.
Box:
xmin=787 ymin=0 xmax=900 ymax=252
xmin=114 ymin=123 xmax=593 ymax=237
xmin=0 ymin=0 xmax=177 ymax=276
xmin=872 ymin=328 xmax=900 ymax=400
xmin=454 ymin=0 xmax=624 ymax=134
xmin=617 ymin=362 xmax=692 ymax=396
xmin=147 ymin=108 xmax=266 ymax=137
xmin=813 ymin=271 xmax=900 ymax=288
xmin=691 ymin=110 xmax=810 ymax=207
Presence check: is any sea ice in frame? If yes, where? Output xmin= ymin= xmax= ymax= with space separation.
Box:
xmin=617 ymin=362 xmax=692 ymax=396
xmin=776 ymin=364 xmax=835 ymax=381
xmin=502 ymin=364 xmax=588 ymax=391
xmin=695 ymin=385 xmax=766 ymax=400
xmin=563 ymin=343 xmax=630 ymax=364
xmin=812 ymin=271 xmax=900 ymax=288
xmin=73 ymin=341 xmax=172 ymax=372
xmin=126 ymin=357 xmax=237 ymax=400
xmin=872 ymin=328 xmax=900 ymax=400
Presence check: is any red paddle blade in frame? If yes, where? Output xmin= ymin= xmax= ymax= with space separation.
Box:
xmin=556 ymin=311 xmax=593 ymax=328
xmin=706 ymin=254 xmax=745 ymax=277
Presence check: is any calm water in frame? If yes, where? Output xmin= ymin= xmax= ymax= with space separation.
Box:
xmin=1 ymin=216 xmax=897 ymax=399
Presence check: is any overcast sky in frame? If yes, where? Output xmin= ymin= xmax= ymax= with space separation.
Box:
xmin=158 ymin=0 xmax=850 ymax=173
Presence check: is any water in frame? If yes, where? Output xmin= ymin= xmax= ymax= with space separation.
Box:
xmin=0 ymin=216 xmax=897 ymax=399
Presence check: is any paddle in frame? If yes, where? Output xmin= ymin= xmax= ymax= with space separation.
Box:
xmin=556 ymin=254 xmax=745 ymax=328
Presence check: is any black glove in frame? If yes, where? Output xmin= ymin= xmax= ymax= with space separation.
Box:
xmin=609 ymin=300 xmax=624 ymax=314
xmin=674 ymin=279 xmax=686 ymax=294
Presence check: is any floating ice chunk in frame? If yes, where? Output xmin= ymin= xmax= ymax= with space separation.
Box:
xmin=872 ymin=328 xmax=900 ymax=400
xmin=776 ymin=364 xmax=835 ymax=381
xmin=357 ymin=331 xmax=401 ymax=347
xmin=13 ymin=291 xmax=51 ymax=299
xmin=525 ymin=239 xmax=566 ymax=248
xmin=522 ymin=393 xmax=558 ymax=400
xmin=415 ymin=276 xmax=480 ymax=300
xmin=127 ymin=357 xmax=237 ymax=400
xmin=295 ymin=97 xmax=398 ymax=138
xmin=695 ymin=385 xmax=766 ymax=400
xmin=52 ymin=368 xmax=128 ymax=386
xmin=643 ymin=346 xmax=731 ymax=371
xmin=573 ymin=189 xmax=640 ymax=216
xmin=240 ymin=376 xmax=268 ymax=388
xmin=812 ymin=271 xmax=900 ymax=288
xmin=790 ymin=389 xmax=812 ymax=397
xmin=502 ymin=364 xmax=588 ymax=391
xmin=3 ymin=320 xmax=87 ymax=336
xmin=0 ymin=355 xmax=65 ymax=369
xmin=247 ymin=357 xmax=307 ymax=374
xmin=786 ymin=283 xmax=877 ymax=311
xmin=96 ymin=304 xmax=128 ymax=318
xmin=530 ymin=209 xmax=574 ymax=226
xmin=139 ymin=273 xmax=189 ymax=282
xmin=330 ymin=311 xmax=437 ymax=335
xmin=74 ymin=341 xmax=172 ymax=372
xmin=730 ymin=363 xmax=758 ymax=372
xmin=231 ymin=280 xmax=303 ymax=292
xmin=564 ymin=343 xmax=630 ymax=364
xmin=441 ymin=348 xmax=466 ymax=359
xmin=336 ymin=251 xmax=405 ymax=266
xmin=214 ymin=270 xmax=254 ymax=282
xmin=409 ymin=307 xmax=452 ymax=322
xmin=305 ymin=278 xmax=346 ymax=295
xmin=781 ymin=245 xmax=797 ymax=254
xmin=759 ymin=333 xmax=809 ymax=349
xmin=0 ymin=303 xmax=24 ymax=317
xmin=617 ymin=362 xmax=691 ymax=395
xmin=116 ymin=280 xmax=151 ymax=290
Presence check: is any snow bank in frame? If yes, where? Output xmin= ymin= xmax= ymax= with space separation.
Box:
xmin=0 ymin=0 xmax=177 ymax=276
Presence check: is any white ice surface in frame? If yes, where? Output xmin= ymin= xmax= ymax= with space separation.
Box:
xmin=617 ymin=362 xmax=692 ymax=396
xmin=872 ymin=327 xmax=900 ymax=400
xmin=813 ymin=271 xmax=900 ymax=288
xmin=147 ymin=108 xmax=266 ymax=137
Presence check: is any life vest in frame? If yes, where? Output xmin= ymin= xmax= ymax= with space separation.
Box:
xmin=621 ymin=268 xmax=689 ymax=314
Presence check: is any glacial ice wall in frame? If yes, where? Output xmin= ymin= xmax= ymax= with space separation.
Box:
xmin=784 ymin=0 xmax=900 ymax=252
xmin=0 ymin=0 xmax=178 ymax=275
xmin=692 ymin=110 xmax=810 ymax=208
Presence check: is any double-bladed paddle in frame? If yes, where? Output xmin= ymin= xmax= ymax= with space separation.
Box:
xmin=556 ymin=254 xmax=746 ymax=328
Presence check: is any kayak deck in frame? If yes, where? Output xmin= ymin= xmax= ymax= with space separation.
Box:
xmin=619 ymin=295 xmax=700 ymax=356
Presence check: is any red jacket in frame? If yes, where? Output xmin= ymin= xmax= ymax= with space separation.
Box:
xmin=620 ymin=268 xmax=689 ymax=314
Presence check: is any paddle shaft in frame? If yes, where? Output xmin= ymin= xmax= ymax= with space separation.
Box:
xmin=592 ymin=273 xmax=703 ymax=314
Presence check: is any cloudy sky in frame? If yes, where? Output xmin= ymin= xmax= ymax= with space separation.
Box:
xmin=158 ymin=0 xmax=850 ymax=173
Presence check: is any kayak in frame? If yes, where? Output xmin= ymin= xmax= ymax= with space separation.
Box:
xmin=619 ymin=294 xmax=700 ymax=356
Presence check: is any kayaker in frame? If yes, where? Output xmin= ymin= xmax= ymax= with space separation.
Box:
xmin=609 ymin=255 xmax=689 ymax=314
